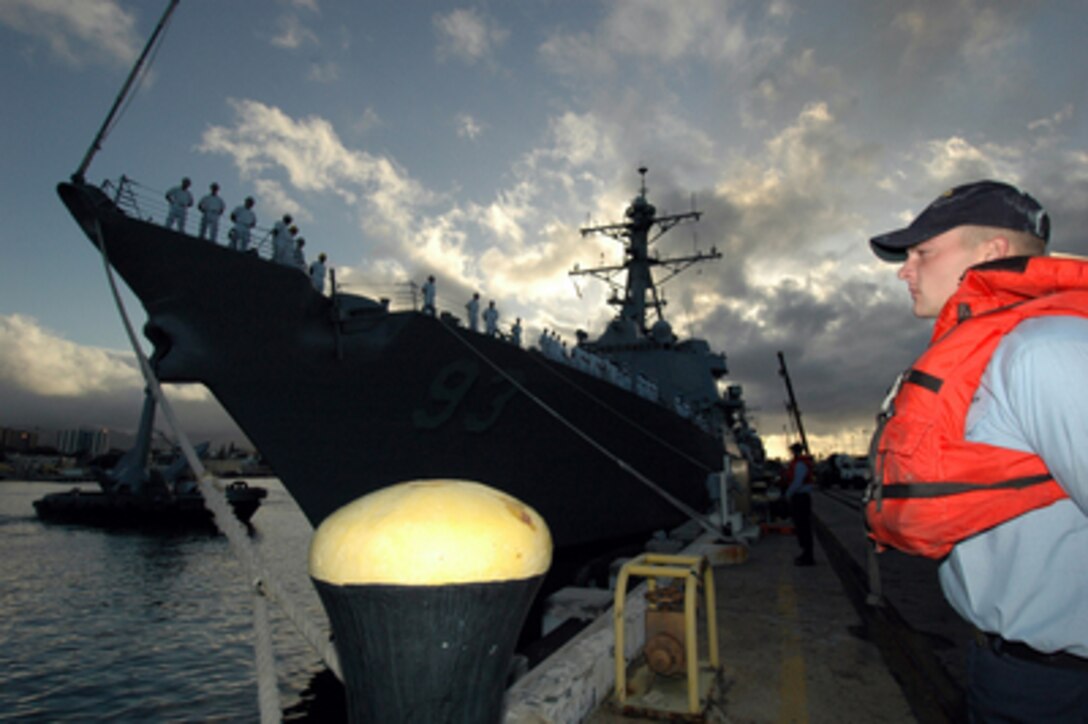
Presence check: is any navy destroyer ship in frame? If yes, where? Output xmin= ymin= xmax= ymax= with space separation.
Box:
xmin=58 ymin=171 xmax=764 ymax=548
xmin=55 ymin=0 xmax=764 ymax=551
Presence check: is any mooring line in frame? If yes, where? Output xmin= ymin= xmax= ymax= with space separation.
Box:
xmin=93 ymin=220 xmax=342 ymax=721
xmin=435 ymin=318 xmax=729 ymax=542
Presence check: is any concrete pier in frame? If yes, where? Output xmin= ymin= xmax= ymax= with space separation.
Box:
xmin=507 ymin=491 xmax=969 ymax=723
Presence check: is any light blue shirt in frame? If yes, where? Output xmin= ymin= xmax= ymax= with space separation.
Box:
xmin=785 ymin=459 xmax=813 ymax=499
xmin=938 ymin=316 xmax=1088 ymax=657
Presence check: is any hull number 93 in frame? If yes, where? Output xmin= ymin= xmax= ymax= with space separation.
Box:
xmin=412 ymin=358 xmax=522 ymax=432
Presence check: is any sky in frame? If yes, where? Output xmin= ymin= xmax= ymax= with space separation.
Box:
xmin=1 ymin=0 xmax=1086 ymax=460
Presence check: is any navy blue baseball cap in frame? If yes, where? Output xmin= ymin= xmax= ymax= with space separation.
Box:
xmin=870 ymin=180 xmax=1050 ymax=262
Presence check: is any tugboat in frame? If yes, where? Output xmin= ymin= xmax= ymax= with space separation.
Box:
xmin=33 ymin=388 xmax=266 ymax=529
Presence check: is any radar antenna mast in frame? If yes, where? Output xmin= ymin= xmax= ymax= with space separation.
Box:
xmin=571 ymin=167 xmax=720 ymax=333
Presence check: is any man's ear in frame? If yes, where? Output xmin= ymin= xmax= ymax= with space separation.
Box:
xmin=981 ymin=234 xmax=1011 ymax=261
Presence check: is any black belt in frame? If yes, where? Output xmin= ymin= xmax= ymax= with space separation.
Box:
xmin=973 ymin=629 xmax=1088 ymax=672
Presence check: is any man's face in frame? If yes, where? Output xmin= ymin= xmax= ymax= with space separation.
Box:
xmin=896 ymin=227 xmax=993 ymax=318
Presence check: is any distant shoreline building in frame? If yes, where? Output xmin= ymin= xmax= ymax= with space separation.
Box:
xmin=0 ymin=427 xmax=39 ymax=452
xmin=56 ymin=427 xmax=110 ymax=458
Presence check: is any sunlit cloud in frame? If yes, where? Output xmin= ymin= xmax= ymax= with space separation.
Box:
xmin=433 ymin=8 xmax=508 ymax=66
xmin=917 ymin=136 xmax=1022 ymax=187
xmin=0 ymin=0 xmax=140 ymax=67
xmin=199 ymin=99 xmax=433 ymax=216
xmin=269 ymin=13 xmax=319 ymax=49
xmin=541 ymin=0 xmax=785 ymax=79
xmin=1027 ymin=103 xmax=1074 ymax=134
xmin=0 ymin=314 xmax=138 ymax=397
xmin=0 ymin=314 xmax=230 ymax=440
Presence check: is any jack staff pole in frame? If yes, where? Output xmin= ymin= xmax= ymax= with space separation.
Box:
xmin=73 ymin=0 xmax=181 ymax=182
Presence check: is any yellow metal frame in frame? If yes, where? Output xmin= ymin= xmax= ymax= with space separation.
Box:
xmin=613 ymin=553 xmax=720 ymax=714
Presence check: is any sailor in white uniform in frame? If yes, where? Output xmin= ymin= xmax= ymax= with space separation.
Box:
xmin=293 ymin=237 xmax=308 ymax=272
xmin=197 ymin=183 xmax=226 ymax=242
xmin=511 ymin=317 xmax=522 ymax=347
xmin=310 ymin=253 xmax=328 ymax=294
xmin=271 ymin=215 xmax=295 ymax=265
xmin=164 ymin=177 xmax=193 ymax=232
xmin=466 ymin=293 xmax=480 ymax=332
xmin=483 ymin=301 xmax=499 ymax=337
xmin=229 ymin=197 xmax=257 ymax=251
xmin=421 ymin=275 xmax=436 ymax=315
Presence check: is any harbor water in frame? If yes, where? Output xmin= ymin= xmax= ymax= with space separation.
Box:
xmin=0 ymin=479 xmax=335 ymax=722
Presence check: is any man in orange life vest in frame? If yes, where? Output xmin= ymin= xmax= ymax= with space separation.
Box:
xmin=783 ymin=442 xmax=815 ymax=566
xmin=866 ymin=180 xmax=1088 ymax=720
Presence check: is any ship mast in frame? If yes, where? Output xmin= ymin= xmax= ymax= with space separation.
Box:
xmin=572 ymin=167 xmax=720 ymax=333
xmin=73 ymin=0 xmax=181 ymax=183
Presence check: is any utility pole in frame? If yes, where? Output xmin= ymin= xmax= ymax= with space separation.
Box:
xmin=777 ymin=351 xmax=810 ymax=455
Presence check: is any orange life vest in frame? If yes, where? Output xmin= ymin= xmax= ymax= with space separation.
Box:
xmin=784 ymin=454 xmax=815 ymax=489
xmin=865 ymin=256 xmax=1088 ymax=559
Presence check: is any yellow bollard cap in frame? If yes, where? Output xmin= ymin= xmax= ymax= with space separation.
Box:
xmin=309 ymin=480 xmax=552 ymax=586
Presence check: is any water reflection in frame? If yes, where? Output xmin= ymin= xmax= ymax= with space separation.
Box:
xmin=0 ymin=480 xmax=331 ymax=722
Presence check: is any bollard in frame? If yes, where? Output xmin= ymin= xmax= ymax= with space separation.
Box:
xmin=309 ymin=479 xmax=552 ymax=723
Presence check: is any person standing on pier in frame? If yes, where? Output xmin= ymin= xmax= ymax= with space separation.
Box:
xmin=783 ymin=442 xmax=815 ymax=566
xmin=866 ymin=180 xmax=1088 ymax=721
xmin=164 ymin=177 xmax=193 ymax=232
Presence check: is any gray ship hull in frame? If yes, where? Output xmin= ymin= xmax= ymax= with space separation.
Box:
xmin=58 ymin=181 xmax=724 ymax=548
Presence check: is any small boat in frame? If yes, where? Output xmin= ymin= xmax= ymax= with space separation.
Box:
xmin=33 ymin=388 xmax=266 ymax=529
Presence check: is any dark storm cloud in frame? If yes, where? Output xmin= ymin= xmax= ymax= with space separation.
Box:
xmin=691 ymin=263 xmax=931 ymax=447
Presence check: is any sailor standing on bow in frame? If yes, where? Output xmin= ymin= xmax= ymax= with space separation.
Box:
xmin=483 ymin=301 xmax=499 ymax=337
xmin=197 ymin=183 xmax=226 ymax=242
xmin=271 ymin=215 xmax=295 ymax=265
xmin=310 ymin=253 xmax=328 ymax=294
xmin=293 ymin=237 xmax=308 ymax=273
xmin=511 ymin=317 xmax=522 ymax=347
xmin=466 ymin=293 xmax=480 ymax=332
xmin=164 ymin=177 xmax=193 ymax=232
xmin=421 ymin=275 xmax=437 ymax=315
xmin=228 ymin=197 xmax=257 ymax=251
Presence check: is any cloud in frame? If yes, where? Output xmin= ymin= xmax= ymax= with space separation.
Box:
xmin=199 ymin=98 xmax=452 ymax=279
xmin=916 ymin=136 xmax=1023 ymax=187
xmin=354 ymin=107 xmax=382 ymax=134
xmin=284 ymin=0 xmax=320 ymax=13
xmin=0 ymin=0 xmax=141 ymax=67
xmin=893 ymin=1 xmax=1023 ymax=70
xmin=433 ymin=8 xmax=508 ymax=66
xmin=0 ymin=314 xmax=138 ymax=397
xmin=269 ymin=13 xmax=319 ymax=49
xmin=0 ymin=315 xmax=236 ymax=443
xmin=540 ymin=0 xmax=786 ymax=80
xmin=454 ymin=112 xmax=484 ymax=141
xmin=1027 ymin=103 xmax=1074 ymax=134
xmin=200 ymin=98 xmax=433 ymax=216
xmin=308 ymin=61 xmax=339 ymax=83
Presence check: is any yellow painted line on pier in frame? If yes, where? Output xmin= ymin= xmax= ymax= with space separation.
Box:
xmin=776 ymin=566 xmax=810 ymax=724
